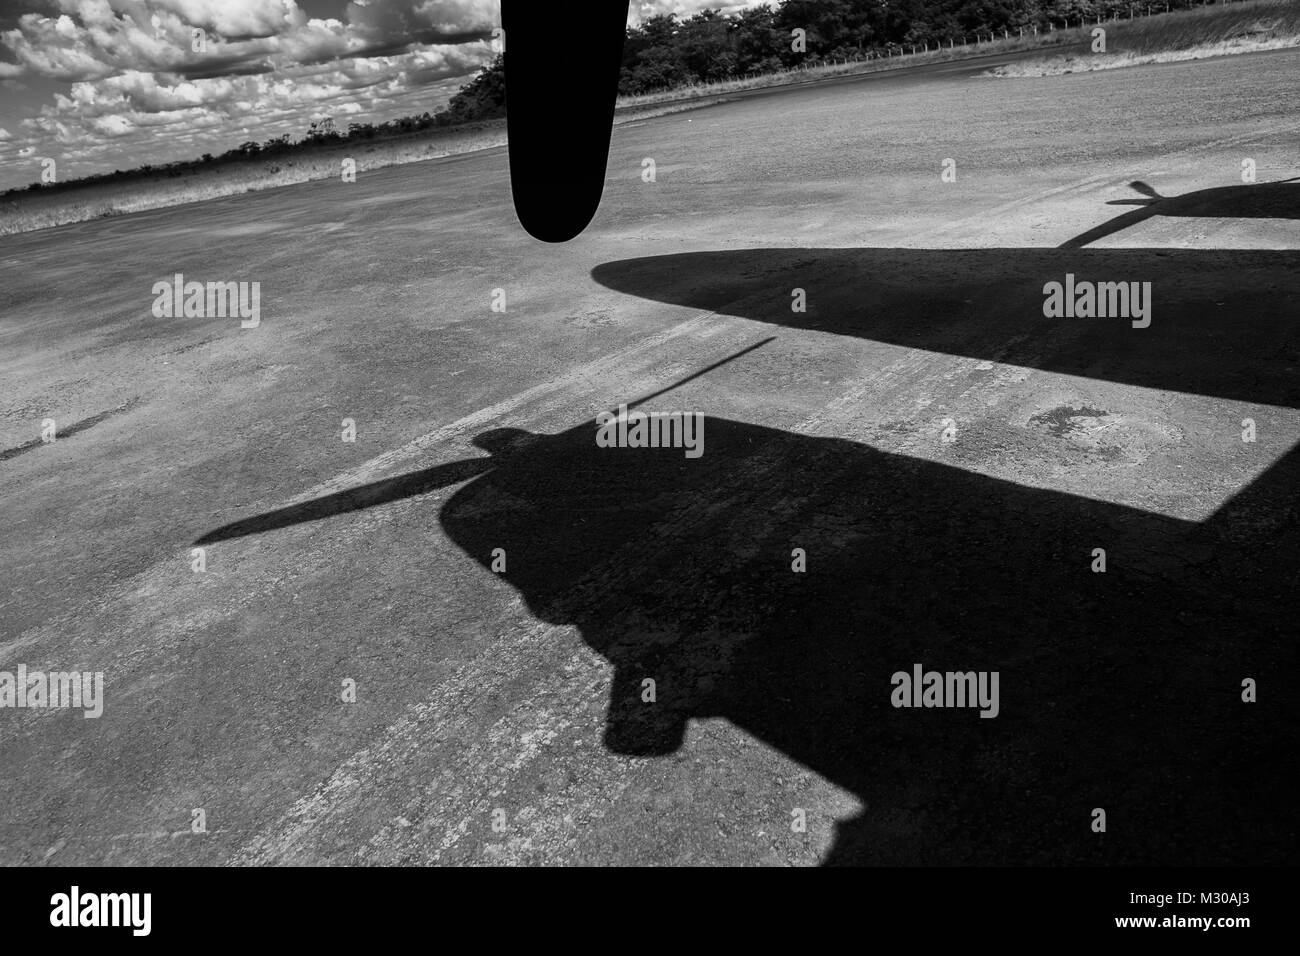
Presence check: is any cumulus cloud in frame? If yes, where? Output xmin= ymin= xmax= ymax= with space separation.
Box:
xmin=0 ymin=1 xmax=500 ymax=81
xmin=5 ymin=39 xmax=495 ymax=178
xmin=148 ymin=0 xmax=304 ymax=37
xmin=631 ymin=0 xmax=757 ymax=23
xmin=0 ymin=0 xmax=510 ymax=186
xmin=0 ymin=0 xmax=763 ymax=189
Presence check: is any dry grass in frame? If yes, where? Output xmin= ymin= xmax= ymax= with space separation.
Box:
xmin=615 ymin=33 xmax=1079 ymax=109
xmin=0 ymin=101 xmax=736 ymax=237
xmin=988 ymin=0 xmax=1300 ymax=77
xmin=0 ymin=122 xmax=507 ymax=238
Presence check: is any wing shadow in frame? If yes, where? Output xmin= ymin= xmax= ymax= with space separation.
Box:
xmin=592 ymin=246 xmax=1300 ymax=408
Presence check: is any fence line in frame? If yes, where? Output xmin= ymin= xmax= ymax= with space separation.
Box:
xmin=617 ymin=0 xmax=1263 ymax=106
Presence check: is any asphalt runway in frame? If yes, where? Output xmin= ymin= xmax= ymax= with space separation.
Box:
xmin=2 ymin=46 xmax=1297 ymax=865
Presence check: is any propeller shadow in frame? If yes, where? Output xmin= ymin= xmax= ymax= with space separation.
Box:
xmin=1061 ymin=178 xmax=1300 ymax=248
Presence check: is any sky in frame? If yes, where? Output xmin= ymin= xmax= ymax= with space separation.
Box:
xmin=0 ymin=0 xmax=758 ymax=192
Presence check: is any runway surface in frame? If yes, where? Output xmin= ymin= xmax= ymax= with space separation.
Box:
xmin=2 ymin=46 xmax=1297 ymax=865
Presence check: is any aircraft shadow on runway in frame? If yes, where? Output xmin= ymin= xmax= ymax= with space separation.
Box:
xmin=1061 ymin=179 xmax=1300 ymax=248
xmin=591 ymin=245 xmax=1300 ymax=409
xmin=196 ymin=242 xmax=1298 ymax=864
xmin=197 ymin=425 xmax=1297 ymax=865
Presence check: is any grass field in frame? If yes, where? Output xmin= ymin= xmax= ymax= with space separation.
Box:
xmin=0 ymin=122 xmax=508 ymax=238
xmin=0 ymin=98 xmax=726 ymax=238
xmin=611 ymin=31 xmax=1082 ymax=109
xmin=989 ymin=0 xmax=1300 ymax=76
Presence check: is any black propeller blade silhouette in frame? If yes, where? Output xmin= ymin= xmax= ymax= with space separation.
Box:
xmin=503 ymin=1 xmax=630 ymax=242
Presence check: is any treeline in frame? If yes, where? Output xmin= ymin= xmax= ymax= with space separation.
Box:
xmin=618 ymin=0 xmax=1233 ymax=92
xmin=448 ymin=1 xmax=1227 ymax=103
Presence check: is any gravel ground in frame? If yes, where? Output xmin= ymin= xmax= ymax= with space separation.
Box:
xmin=1 ymin=46 xmax=1296 ymax=866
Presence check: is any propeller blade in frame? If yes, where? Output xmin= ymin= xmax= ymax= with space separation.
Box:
xmin=504 ymin=2 xmax=630 ymax=242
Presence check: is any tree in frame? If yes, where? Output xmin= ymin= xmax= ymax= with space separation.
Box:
xmin=306 ymin=117 xmax=340 ymax=141
xmin=444 ymin=54 xmax=506 ymax=122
